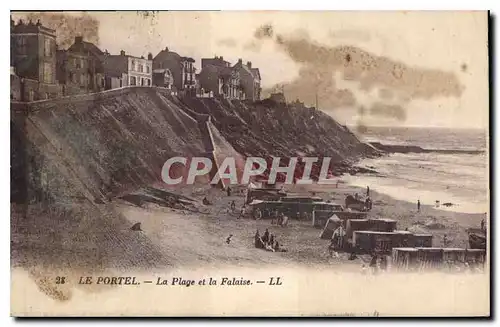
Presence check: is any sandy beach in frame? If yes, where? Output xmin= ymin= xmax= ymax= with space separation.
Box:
xmin=10 ymin=180 xmax=489 ymax=315
xmin=11 ymin=179 xmax=486 ymax=273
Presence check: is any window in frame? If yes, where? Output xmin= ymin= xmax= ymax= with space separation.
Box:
xmin=28 ymin=89 xmax=34 ymax=101
xmin=44 ymin=38 xmax=52 ymax=56
xmin=141 ymin=78 xmax=144 ymax=86
xmin=147 ymin=79 xmax=151 ymax=86
xmin=43 ymin=62 xmax=53 ymax=83
xmin=17 ymin=36 xmax=27 ymax=54
xmin=130 ymin=76 xmax=136 ymax=86
xmin=131 ymin=60 xmax=136 ymax=71
xmin=146 ymin=66 xmax=150 ymax=73
xmin=80 ymin=74 xmax=85 ymax=86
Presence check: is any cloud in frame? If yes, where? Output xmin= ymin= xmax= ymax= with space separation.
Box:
xmin=255 ymin=24 xmax=465 ymax=123
xmin=254 ymin=24 xmax=274 ymax=40
xmin=19 ymin=12 xmax=100 ymax=49
xmin=369 ymin=102 xmax=407 ymax=121
xmin=217 ymin=38 xmax=238 ymax=48
xmin=243 ymin=40 xmax=262 ymax=52
xmin=329 ymin=29 xmax=372 ymax=42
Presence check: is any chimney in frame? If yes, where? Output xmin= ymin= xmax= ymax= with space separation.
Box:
xmin=238 ymin=58 xmax=242 ymax=64
xmin=120 ymin=50 xmax=125 ymax=56
xmin=148 ymin=52 xmax=153 ymax=60
xmin=247 ymin=61 xmax=252 ymax=68
xmin=220 ymin=56 xmax=224 ymax=61
xmin=75 ymin=36 xmax=83 ymax=44
xmin=165 ymin=46 xmax=169 ymax=52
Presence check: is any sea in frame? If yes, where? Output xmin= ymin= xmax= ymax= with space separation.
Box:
xmin=345 ymin=126 xmax=489 ymax=214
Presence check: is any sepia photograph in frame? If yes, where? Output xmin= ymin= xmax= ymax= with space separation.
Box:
xmin=9 ymin=10 xmax=490 ymax=317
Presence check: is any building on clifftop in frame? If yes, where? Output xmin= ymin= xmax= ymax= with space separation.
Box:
xmin=198 ymin=56 xmax=244 ymax=99
xmin=56 ymin=36 xmax=106 ymax=96
xmin=102 ymin=50 xmax=153 ymax=89
xmin=153 ymin=46 xmax=196 ymax=96
xmin=232 ymin=59 xmax=261 ymax=101
xmin=11 ymin=18 xmax=61 ymax=101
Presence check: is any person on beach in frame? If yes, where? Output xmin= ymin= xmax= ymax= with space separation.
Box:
xmin=365 ymin=197 xmax=372 ymax=211
xmin=355 ymin=193 xmax=359 ymax=200
xmin=481 ymin=219 xmax=485 ymax=231
xmin=226 ymin=186 xmax=231 ymax=197
xmin=254 ymin=230 xmax=264 ymax=249
xmin=417 ymin=199 xmax=421 ymax=212
xmin=366 ymin=186 xmax=370 ymax=197
xmin=262 ymin=229 xmax=270 ymax=244
xmin=272 ymin=210 xmax=279 ymax=225
xmin=238 ymin=205 xmax=246 ymax=219
xmin=334 ymin=222 xmax=346 ymax=249
xmin=281 ymin=214 xmax=289 ymax=227
xmin=230 ymin=200 xmax=236 ymax=213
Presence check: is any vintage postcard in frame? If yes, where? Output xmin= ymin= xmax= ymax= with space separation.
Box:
xmin=10 ymin=10 xmax=490 ymax=317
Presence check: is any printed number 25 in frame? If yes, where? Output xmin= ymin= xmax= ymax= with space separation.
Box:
xmin=55 ymin=276 xmax=66 ymax=284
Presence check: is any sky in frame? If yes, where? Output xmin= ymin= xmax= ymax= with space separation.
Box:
xmin=13 ymin=11 xmax=489 ymax=129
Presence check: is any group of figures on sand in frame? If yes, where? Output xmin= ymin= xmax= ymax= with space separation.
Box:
xmin=255 ymin=228 xmax=288 ymax=253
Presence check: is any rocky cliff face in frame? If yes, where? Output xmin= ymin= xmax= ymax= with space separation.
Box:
xmin=11 ymin=87 xmax=378 ymax=204
xmin=179 ymin=97 xmax=380 ymax=176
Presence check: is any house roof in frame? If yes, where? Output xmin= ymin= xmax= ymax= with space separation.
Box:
xmin=102 ymin=55 xmax=128 ymax=75
xmin=233 ymin=61 xmax=260 ymax=80
xmin=68 ymin=41 xmax=104 ymax=58
xmin=251 ymin=68 xmax=261 ymax=80
xmin=202 ymin=64 xmax=234 ymax=79
xmin=154 ymin=49 xmax=195 ymax=63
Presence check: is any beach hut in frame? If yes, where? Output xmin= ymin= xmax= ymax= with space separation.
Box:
xmin=346 ymin=218 xmax=397 ymax=239
xmin=392 ymin=248 xmax=419 ymax=270
xmin=346 ymin=219 xmax=370 ymax=238
xmin=353 ymin=231 xmax=394 ymax=254
xmin=370 ymin=219 xmax=397 ymax=233
xmin=319 ymin=215 xmax=342 ymax=239
xmin=464 ymin=249 xmax=486 ymax=265
xmin=416 ymin=248 xmax=445 ymax=269
xmin=442 ymin=248 xmax=467 ymax=263
xmin=413 ymin=234 xmax=433 ymax=247
xmin=393 ymin=230 xmax=414 ymax=247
